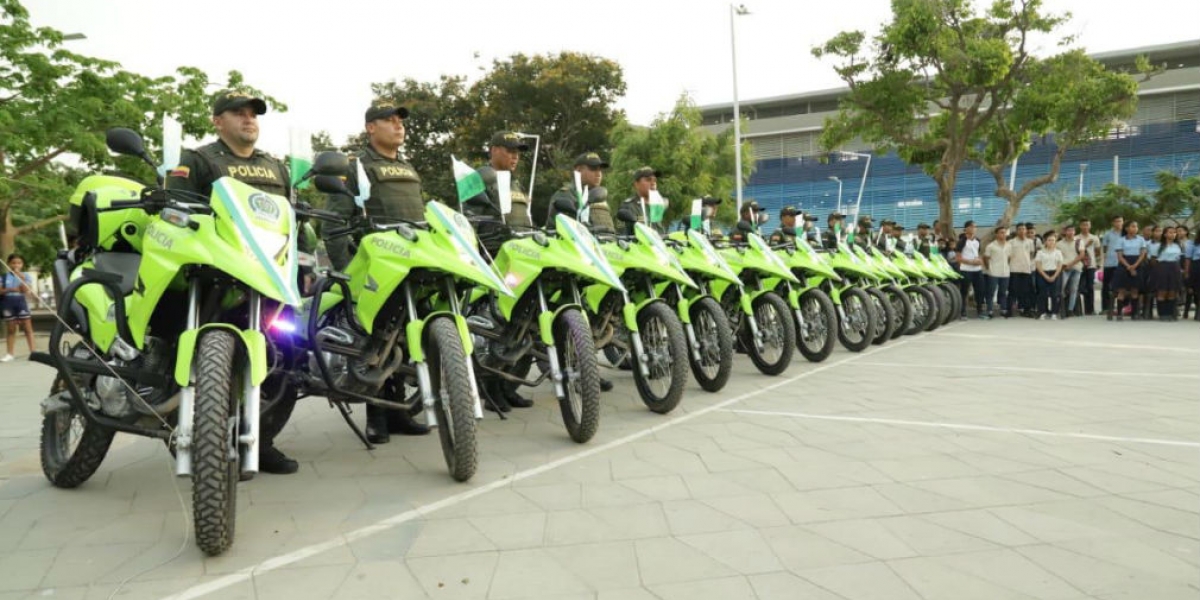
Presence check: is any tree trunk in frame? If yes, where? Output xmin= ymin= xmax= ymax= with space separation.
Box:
xmin=936 ymin=174 xmax=958 ymax=240
xmin=0 ymin=206 xmax=15 ymax=258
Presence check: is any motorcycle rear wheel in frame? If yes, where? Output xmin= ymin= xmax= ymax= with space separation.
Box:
xmin=40 ymin=373 xmax=115 ymax=489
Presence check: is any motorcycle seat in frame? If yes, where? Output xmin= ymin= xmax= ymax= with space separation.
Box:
xmin=92 ymin=252 xmax=141 ymax=296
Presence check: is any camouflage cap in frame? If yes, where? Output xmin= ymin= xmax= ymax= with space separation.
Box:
xmin=490 ymin=131 xmax=529 ymax=151
xmin=574 ymin=152 xmax=609 ymax=168
xmin=365 ymin=100 xmax=409 ymax=122
xmin=633 ymin=166 xmax=662 ymax=180
xmin=779 ymin=206 xmax=799 ymax=217
xmin=701 ymin=196 xmax=722 ymax=206
xmin=211 ymin=89 xmax=267 ymax=116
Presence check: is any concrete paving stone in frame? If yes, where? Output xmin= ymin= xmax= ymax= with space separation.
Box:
xmin=797 ymin=561 xmax=925 ymax=600
xmin=712 ymin=467 xmax=795 ymax=495
xmin=252 ymin=563 xmax=355 ymax=600
xmin=759 ymin=525 xmax=873 ymax=571
xmin=1053 ymin=464 xmax=1172 ymax=496
xmin=1053 ymin=537 xmax=1200 ymax=582
xmin=699 ymin=495 xmax=791 ymax=529
xmin=1014 ymin=544 xmax=1197 ymax=598
xmin=987 ymin=505 xmax=1123 ymax=543
xmin=467 ymin=513 xmax=546 ymax=551
xmin=919 ymin=509 xmax=1041 ymax=547
xmin=647 ymin=575 xmax=757 ymax=600
xmin=543 ymin=504 xmax=668 ymax=546
xmin=908 ymin=475 xmax=1071 ymax=508
xmin=329 ymin=560 xmax=429 ymax=599
xmin=344 ymin=520 xmax=423 ymax=563
xmin=997 ymin=468 xmax=1111 ymax=498
xmin=93 ymin=537 xmax=207 ymax=585
xmin=932 ymin=548 xmax=1086 ymax=599
xmin=542 ymin=541 xmax=642 ymax=592
xmin=871 ymin=515 xmax=1000 ymax=557
xmin=595 ymin=589 xmax=658 ymax=600
xmin=773 ymin=461 xmax=894 ymax=492
xmin=1091 ymin=495 xmax=1200 ymax=539
xmin=433 ymin=489 xmax=542 ymax=520
xmin=633 ymin=538 xmax=735 ymax=586
xmin=867 ymin=454 xmax=981 ymax=482
xmin=869 ymin=482 xmax=975 ymax=514
xmin=803 ymin=519 xmax=919 ymax=561
xmin=579 ymin=483 xmax=655 ymax=509
xmin=630 ymin=443 xmax=709 ymax=475
xmin=38 ymin=543 xmax=153 ymax=589
xmin=1118 ymin=487 xmax=1200 ymax=518
xmin=606 ymin=455 xmax=673 ymax=481
xmin=485 ymin=548 xmax=593 ymax=599
xmin=677 ymin=529 xmax=784 ymax=575
xmin=406 ymin=518 xmax=498 ymax=558
xmin=405 ymin=551 xmax=499 ymax=600
xmin=677 ymin=473 xmax=759 ymax=499
xmin=772 ymin=485 xmax=905 ymax=524
xmin=0 ymin=548 xmax=57 ymax=592
xmin=888 ymin=555 xmax=1048 ymax=600
xmin=614 ymin=476 xmax=691 ymax=502
xmin=747 ymin=571 xmax=849 ymax=600
xmin=662 ymin=499 xmax=752 ymax=536
xmin=513 ymin=483 xmax=582 ymax=512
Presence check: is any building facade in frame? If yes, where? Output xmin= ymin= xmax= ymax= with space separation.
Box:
xmin=699 ymin=40 xmax=1200 ymax=227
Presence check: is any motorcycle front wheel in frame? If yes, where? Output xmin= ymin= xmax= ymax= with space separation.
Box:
xmin=885 ymin=284 xmax=913 ymax=340
xmin=688 ymin=297 xmax=733 ymax=392
xmin=633 ymin=302 xmax=688 ymax=413
xmin=427 ymin=317 xmax=478 ymax=483
xmin=836 ymin=287 xmax=875 ymax=353
xmin=741 ymin=292 xmax=796 ymax=376
xmin=905 ymin=285 xmax=936 ymax=335
xmin=554 ymin=308 xmax=601 ymax=443
xmin=866 ymin=287 xmax=895 ymax=345
xmin=192 ymin=329 xmax=240 ymax=556
xmin=796 ymin=288 xmax=837 ymax=363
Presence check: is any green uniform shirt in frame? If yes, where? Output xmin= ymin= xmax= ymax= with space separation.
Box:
xmin=463 ymin=165 xmax=531 ymax=228
xmin=548 ymin=183 xmax=615 ymax=233
xmin=325 ymin=145 xmax=425 ymax=270
xmin=168 ymin=139 xmax=290 ymax=200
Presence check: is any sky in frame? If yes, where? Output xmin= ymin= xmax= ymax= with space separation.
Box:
xmin=24 ymin=0 xmax=1198 ymax=157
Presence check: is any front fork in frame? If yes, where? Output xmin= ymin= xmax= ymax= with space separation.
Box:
xmin=175 ymin=281 xmax=199 ymax=477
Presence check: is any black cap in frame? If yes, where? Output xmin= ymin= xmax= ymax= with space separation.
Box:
xmin=633 ymin=166 xmax=662 ymax=180
xmin=701 ymin=196 xmax=722 ymax=206
xmin=574 ymin=152 xmax=609 ymax=168
xmin=780 ymin=206 xmax=799 ymax=217
xmin=828 ymin=211 xmax=845 ymax=221
xmin=211 ymin=89 xmax=267 ymax=116
xmin=917 ymin=222 xmax=931 ymax=229
xmin=740 ymin=201 xmax=760 ymax=213
xmin=365 ymin=100 xmax=409 ymax=122
xmin=490 ymin=131 xmax=529 ymax=151
xmin=893 ymin=223 xmax=906 ymax=230
xmin=858 ymin=215 xmax=873 ymax=225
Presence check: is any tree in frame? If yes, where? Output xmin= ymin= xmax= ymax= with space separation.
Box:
xmin=454 ymin=52 xmax=626 ymax=204
xmin=606 ymin=94 xmax=753 ymax=228
xmin=0 ymin=0 xmax=284 ymax=259
xmin=813 ymin=0 xmax=1142 ymax=238
xmin=1055 ymin=172 xmax=1200 ymax=228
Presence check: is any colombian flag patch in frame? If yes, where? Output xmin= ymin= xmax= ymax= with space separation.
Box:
xmin=169 ymin=166 xmax=190 ymax=178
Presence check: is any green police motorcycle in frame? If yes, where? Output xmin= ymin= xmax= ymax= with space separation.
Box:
xmin=817 ymin=239 xmax=879 ymax=353
xmin=283 ymin=181 xmax=512 ymax=483
xmin=33 ymin=128 xmax=314 ymax=555
xmin=845 ymin=242 xmax=898 ymax=345
xmin=465 ymin=214 xmax=624 ymax=443
xmin=885 ymin=249 xmax=941 ymax=334
xmin=586 ymin=217 xmax=694 ymax=413
xmin=665 ymin=229 xmax=739 ymax=392
xmin=768 ymin=229 xmax=841 ymax=363
xmin=713 ymin=229 xmax=798 ymax=376
xmin=863 ymin=245 xmax=915 ymax=340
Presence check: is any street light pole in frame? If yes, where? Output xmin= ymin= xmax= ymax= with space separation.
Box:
xmin=730 ymin=4 xmax=749 ymax=215
xmin=828 ymin=176 xmax=842 ymax=213
xmin=1078 ymin=163 xmax=1088 ymax=199
xmin=837 ymin=151 xmax=872 ymax=221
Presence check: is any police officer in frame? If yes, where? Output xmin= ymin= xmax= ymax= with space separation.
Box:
xmin=464 ymin=131 xmax=532 ymax=228
xmin=730 ymin=201 xmax=766 ymax=243
xmin=329 ymin=100 xmax=431 ymax=444
xmin=695 ymin=196 xmax=722 ymax=236
xmin=915 ymin=223 xmax=933 ymax=256
xmin=768 ymin=206 xmax=800 ymax=245
xmin=875 ymin=220 xmax=894 ymax=250
xmin=547 ymin=152 xmax=610 ymax=230
xmin=821 ymin=212 xmax=845 ymax=249
xmin=618 ymin=167 xmax=662 ymax=234
xmin=168 ymin=89 xmax=298 ymax=475
xmin=855 ymin=215 xmax=874 ymax=248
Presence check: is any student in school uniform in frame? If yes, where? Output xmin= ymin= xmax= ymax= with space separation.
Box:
xmin=1034 ymin=232 xmax=1065 ymax=320
xmin=1149 ymin=225 xmax=1185 ymax=321
xmin=1109 ymin=221 xmax=1148 ymax=322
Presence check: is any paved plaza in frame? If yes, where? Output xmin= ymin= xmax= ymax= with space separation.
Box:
xmin=1 ymin=318 xmax=1197 ymax=600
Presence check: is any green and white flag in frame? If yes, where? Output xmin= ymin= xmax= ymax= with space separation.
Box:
xmin=288 ymin=127 xmax=313 ymax=189
xmin=495 ymin=169 xmax=512 ymax=215
xmin=452 ymin=155 xmax=484 ymax=204
xmin=573 ymin=171 xmax=589 ymax=223
xmin=648 ymin=190 xmax=667 ymax=224
xmin=690 ymin=199 xmax=702 ymax=231
xmin=158 ymin=116 xmax=182 ymax=179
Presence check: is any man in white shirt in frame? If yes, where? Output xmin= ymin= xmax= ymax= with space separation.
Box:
xmin=1076 ymin=218 xmax=1101 ymax=315
xmin=955 ymin=220 xmax=985 ymax=319
xmin=1007 ymin=223 xmax=1036 ymax=317
xmin=982 ymin=226 xmax=1011 ymax=318
xmin=1059 ymin=225 xmax=1085 ymax=317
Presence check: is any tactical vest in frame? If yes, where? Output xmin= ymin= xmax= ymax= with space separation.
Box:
xmin=355 ymin=150 xmax=425 ymax=222
xmin=589 ymin=201 xmax=614 ymax=233
xmin=195 ymin=143 xmax=288 ymax=197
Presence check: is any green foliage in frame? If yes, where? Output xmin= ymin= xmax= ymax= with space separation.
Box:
xmin=1054 ymin=172 xmax=1199 ymax=227
xmin=813 ymin=0 xmax=1142 ymax=233
xmin=1 ymin=0 xmax=284 ymax=261
xmin=606 ymin=94 xmax=752 ymax=228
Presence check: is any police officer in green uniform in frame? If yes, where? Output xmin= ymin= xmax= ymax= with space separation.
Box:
xmin=327 ymin=101 xmax=431 ymax=444
xmin=326 ymin=101 xmax=427 ymax=272
xmin=915 ymin=223 xmax=933 ymax=257
xmin=618 ymin=167 xmax=662 ymax=235
xmin=768 ymin=206 xmax=800 ymax=245
xmin=167 ymin=89 xmax=299 ymax=476
xmin=730 ymin=201 xmax=765 ymax=243
xmin=821 ymin=212 xmax=845 ymax=250
xmin=547 ymin=152 xmax=610 ymax=230
xmin=464 ymin=132 xmax=532 ymax=228
xmin=854 ymin=215 xmax=875 ymax=249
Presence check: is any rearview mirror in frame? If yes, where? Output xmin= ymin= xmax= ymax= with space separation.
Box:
xmin=106 ymin=128 xmax=147 ymax=157
xmin=311 ymin=151 xmax=349 ymax=177
xmin=313 ymin=174 xmax=350 ymax=196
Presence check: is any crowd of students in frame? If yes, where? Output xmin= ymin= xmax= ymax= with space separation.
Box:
xmin=946 ymin=217 xmax=1199 ymax=322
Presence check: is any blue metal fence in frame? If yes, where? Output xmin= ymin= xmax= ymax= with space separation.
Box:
xmin=745 ymin=120 xmax=1200 ymax=227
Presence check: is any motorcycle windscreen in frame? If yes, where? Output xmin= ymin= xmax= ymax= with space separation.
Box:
xmin=210 ymin=177 xmax=301 ymax=306
xmin=634 ymin=223 xmax=696 ymax=288
xmin=425 ymin=201 xmax=513 ymax=296
xmin=686 ymin=229 xmax=740 ymax=284
xmin=748 ymin=232 xmax=799 ymax=282
xmin=555 ymin=214 xmax=625 ymax=292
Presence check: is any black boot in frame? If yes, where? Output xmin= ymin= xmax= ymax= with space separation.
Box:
xmin=259 ymin=445 xmax=299 ymax=475
xmin=365 ymin=404 xmax=390 ymax=444
xmin=1166 ymin=299 xmax=1178 ymax=322
xmin=599 ymin=378 xmax=614 ymax=392
xmin=386 ymin=404 xmax=431 ymax=435
xmin=483 ymin=379 xmax=512 ymax=413
xmin=1129 ymin=298 xmax=1139 ymax=320
xmin=502 ymin=382 xmax=533 ymax=409
xmin=1143 ymin=298 xmax=1155 ymax=320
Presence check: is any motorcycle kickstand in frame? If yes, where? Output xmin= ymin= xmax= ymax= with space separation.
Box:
xmin=331 ymin=400 xmax=375 ymax=450
xmin=479 ymin=381 xmax=509 ymax=421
